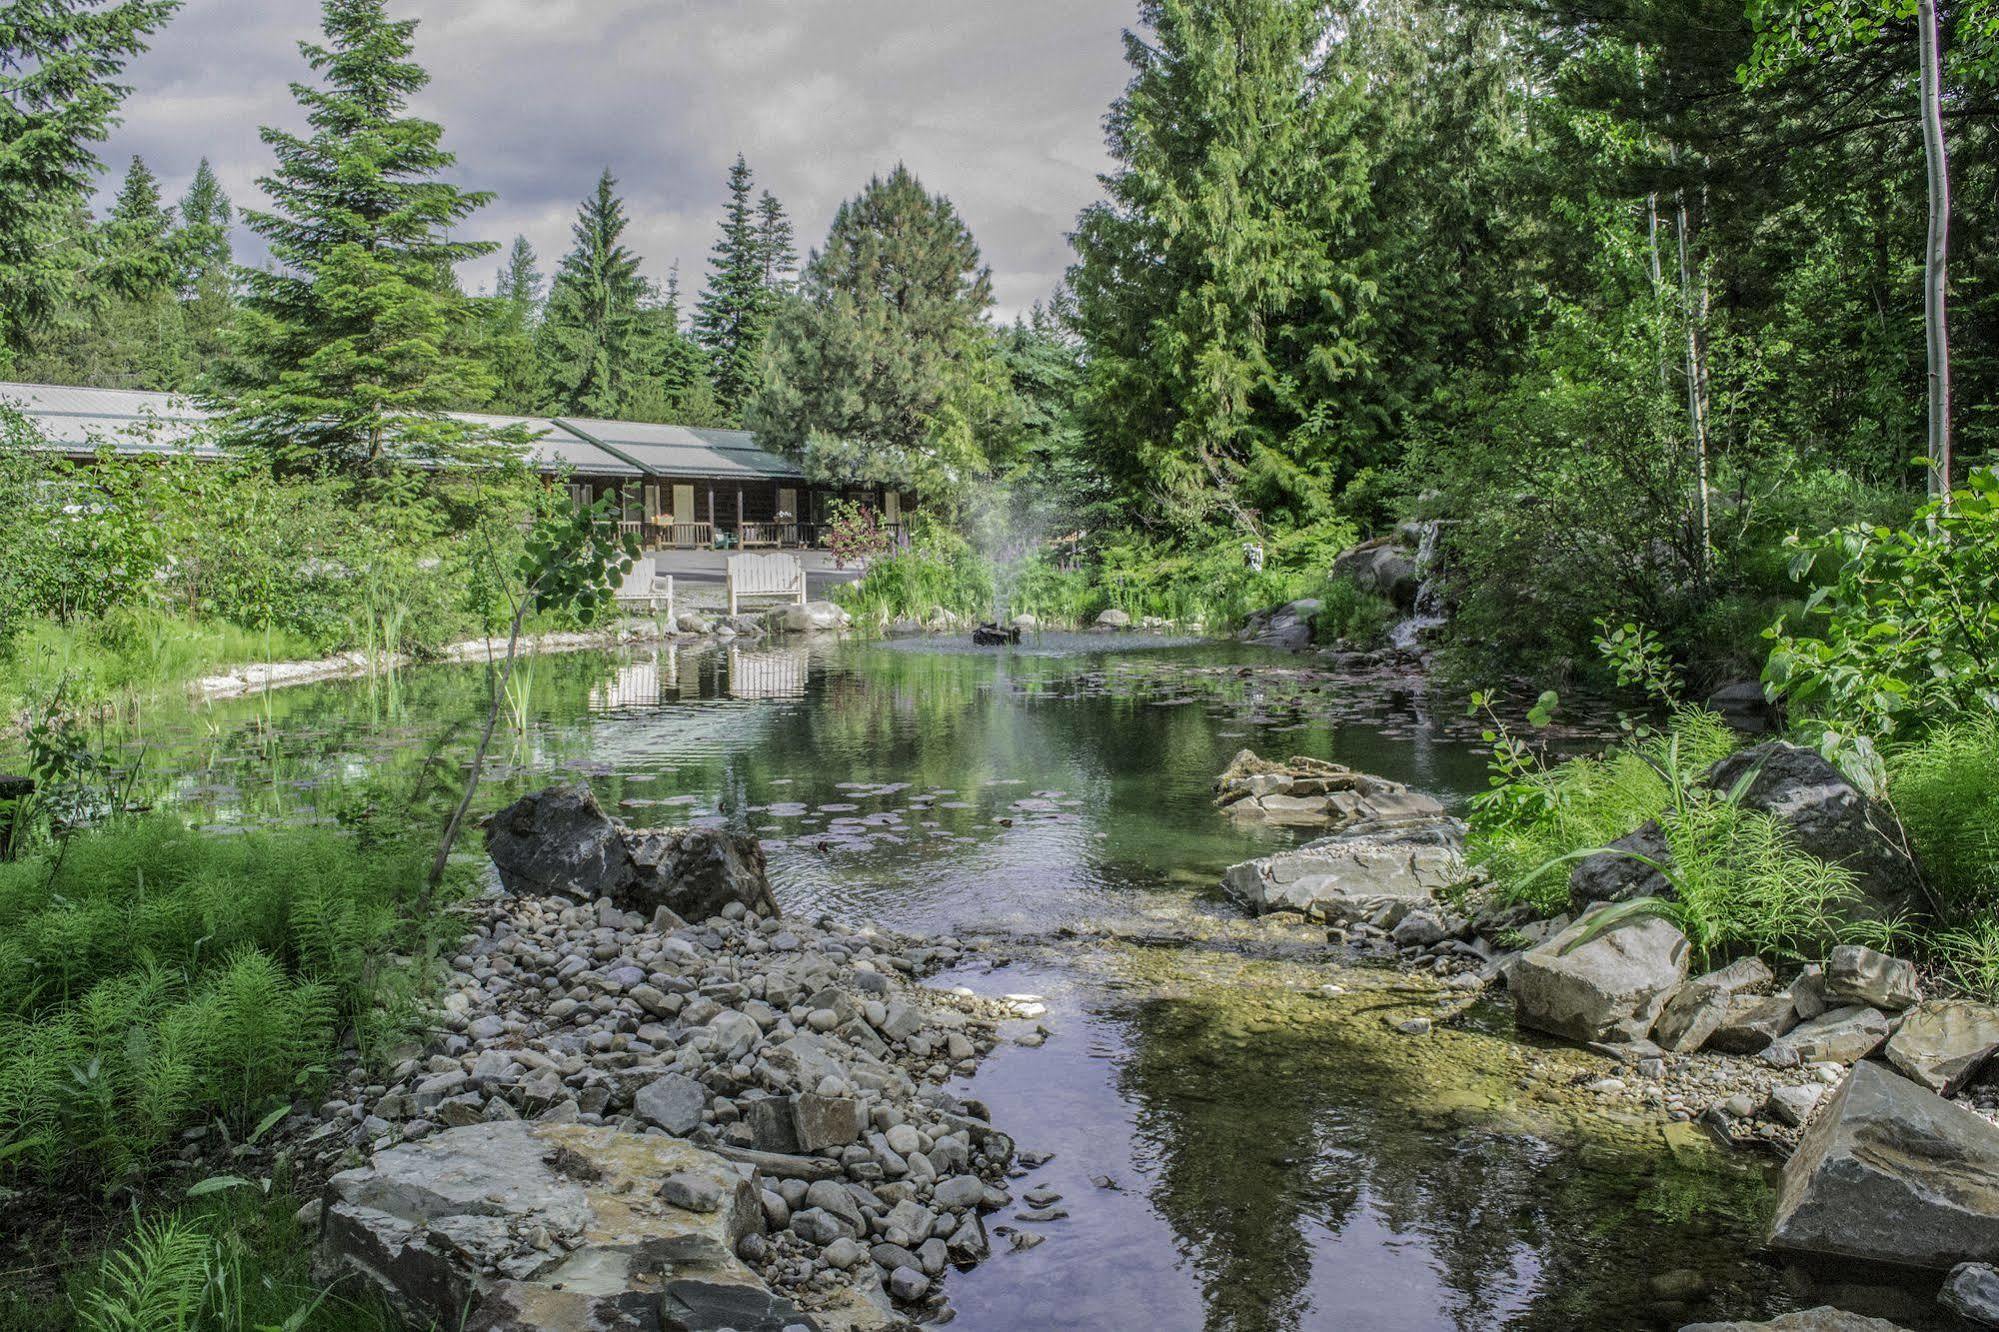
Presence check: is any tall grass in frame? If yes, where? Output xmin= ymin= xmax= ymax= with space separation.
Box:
xmin=0 ymin=820 xmax=426 ymax=1184
xmin=1887 ymin=715 xmax=1999 ymax=916
xmin=1 ymin=610 xmax=320 ymax=716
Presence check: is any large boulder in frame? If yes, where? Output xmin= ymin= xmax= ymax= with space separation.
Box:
xmin=1505 ymin=903 xmax=1691 ymax=1043
xmin=1237 ymin=599 xmax=1322 ymax=650
xmin=1772 ymin=1005 xmax=1890 ymax=1065
xmin=486 ymin=784 xmax=777 ymax=920
xmin=1769 ymin=1060 xmax=1999 ymax=1270
xmin=1568 ymin=821 xmax=1674 ymax=915
xmin=1704 ymin=743 xmax=1927 ymax=928
xmin=1331 ymin=536 xmax=1422 ymax=609
xmin=317 ymin=1121 xmax=802 ymax=1331
xmin=1223 ymin=818 xmax=1467 ymax=923
xmin=1885 ymin=999 xmax=1999 ymax=1096
xmin=1823 ymin=944 xmax=1921 ymax=1012
xmin=773 ymin=600 xmax=850 ymax=634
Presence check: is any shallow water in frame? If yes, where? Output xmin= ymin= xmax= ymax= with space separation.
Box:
xmin=70 ymin=636 xmax=1945 ymax=1330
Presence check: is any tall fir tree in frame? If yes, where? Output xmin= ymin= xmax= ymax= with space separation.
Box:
xmin=536 ymin=169 xmax=661 ymax=418
xmin=1068 ymin=0 xmax=1379 ymax=530
xmin=100 ymin=155 xmax=176 ymax=299
xmin=475 ymin=234 xmax=544 ymax=413
xmin=747 ymin=164 xmax=1015 ymax=503
xmin=221 ymin=0 xmax=503 ymax=472
xmin=173 ymin=157 xmax=235 ymax=373
xmin=755 ymin=190 xmax=796 ymax=292
xmin=0 ymin=0 xmax=181 ymax=366
xmin=694 ymin=154 xmax=771 ymax=415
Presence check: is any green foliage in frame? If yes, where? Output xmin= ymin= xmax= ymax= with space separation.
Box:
xmin=749 ymin=165 xmax=1015 ymax=506
xmin=1093 ymin=520 xmax=1355 ymax=629
xmin=0 ymin=0 xmax=181 ymax=365
xmin=694 ymin=154 xmax=782 ymax=415
xmin=221 ymin=0 xmax=510 ymax=473
xmin=1312 ymin=578 xmax=1397 ymax=648
xmin=1469 ymin=709 xmax=1739 ymax=913
xmin=538 ymin=169 xmax=666 ymax=419
xmin=1764 ymin=469 xmax=1999 ymax=739
xmin=834 ymin=524 xmax=995 ymax=626
xmin=1886 ymin=715 xmax=1999 ymax=917
xmin=1068 ymin=0 xmax=1380 ymax=529
xmin=0 ymin=818 xmax=423 ymax=1183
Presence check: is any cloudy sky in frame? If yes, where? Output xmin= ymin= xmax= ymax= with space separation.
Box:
xmin=98 ymin=0 xmax=1139 ymax=321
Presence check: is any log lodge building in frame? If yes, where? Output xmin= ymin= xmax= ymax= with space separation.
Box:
xmin=3 ymin=382 xmax=910 ymax=550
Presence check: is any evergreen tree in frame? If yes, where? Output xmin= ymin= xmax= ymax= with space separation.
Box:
xmin=101 ymin=156 xmax=176 ymax=299
xmin=650 ymin=263 xmax=724 ymax=424
xmin=474 ymin=234 xmax=544 ymax=413
xmin=221 ymin=0 xmax=503 ymax=472
xmin=694 ymin=154 xmax=771 ymax=414
xmin=755 ymin=190 xmax=796 ymax=291
xmin=172 ymin=158 xmax=235 ymax=376
xmin=1068 ymin=0 xmax=1379 ymax=530
xmin=747 ymin=164 xmax=1015 ymax=503
xmin=537 ymin=169 xmax=661 ymax=418
xmin=0 ymin=0 xmax=181 ymax=365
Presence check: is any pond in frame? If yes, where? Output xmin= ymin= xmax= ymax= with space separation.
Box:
xmin=70 ymin=636 xmax=1945 ymax=1331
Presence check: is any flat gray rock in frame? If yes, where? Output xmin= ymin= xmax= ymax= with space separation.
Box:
xmin=1506 ymin=904 xmax=1690 ymax=1044
xmin=1885 ymin=998 xmax=1999 ymax=1095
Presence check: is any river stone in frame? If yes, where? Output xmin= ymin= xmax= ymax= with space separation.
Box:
xmin=1678 ymin=1309 xmax=1913 ymax=1331
xmin=1095 ymin=608 xmax=1131 ymax=628
xmin=1237 ymin=598 xmax=1322 ymax=650
xmin=1942 ymin=1263 xmax=1999 ymax=1327
xmin=1505 ymin=903 xmax=1691 ymax=1044
xmin=1331 ymin=535 xmax=1421 ymax=609
xmin=1824 ymin=944 xmax=1922 ymax=1012
xmin=1770 ymin=1060 xmax=1999 ymax=1269
xmin=1705 ymin=742 xmax=1927 ymax=929
xmin=1885 ymin=999 xmax=1999 ymax=1096
xmin=635 ymin=1073 xmax=708 ymax=1135
xmin=625 ymin=825 xmax=777 ymax=922
xmin=658 ymin=1279 xmax=823 ymax=1332
xmin=1221 ymin=819 xmax=1467 ymax=924
xmin=1707 ymin=993 xmax=1800 ymax=1055
xmin=791 ymin=1093 xmax=864 ymax=1152
xmin=318 ymin=1121 xmax=766 ymax=1331
xmin=1653 ymin=980 xmax=1730 ymax=1053
xmin=1773 ymin=1006 xmax=1889 ymax=1065
xmin=1568 ymin=821 xmax=1675 ymax=916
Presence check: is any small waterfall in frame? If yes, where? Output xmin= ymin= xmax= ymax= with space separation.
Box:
xmin=1389 ymin=520 xmax=1448 ymax=652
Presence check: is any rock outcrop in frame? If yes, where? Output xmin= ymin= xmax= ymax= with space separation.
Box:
xmin=1769 ymin=1060 xmax=1999 ymax=1270
xmin=486 ymin=784 xmax=778 ymax=921
xmin=317 ymin=1120 xmax=797 ymax=1331
xmin=1222 ymin=820 xmax=1467 ymax=924
xmin=1678 ymin=1309 xmax=1913 ymax=1331
xmin=1504 ymin=904 xmax=1691 ymax=1043
xmin=1330 ymin=535 xmax=1421 ymax=609
xmin=1885 ymin=999 xmax=1999 ymax=1096
xmin=773 ymin=601 xmax=852 ymax=634
xmin=1237 ymin=599 xmax=1321 ymax=651
xmin=1212 ymin=750 xmax=1449 ymax=829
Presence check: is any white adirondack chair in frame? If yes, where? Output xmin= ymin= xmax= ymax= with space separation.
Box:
xmin=726 ymin=553 xmax=807 ymax=615
xmin=613 ymin=553 xmax=674 ymax=616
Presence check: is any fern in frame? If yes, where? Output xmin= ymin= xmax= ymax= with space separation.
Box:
xmin=77 ymin=1216 xmax=214 ymax=1332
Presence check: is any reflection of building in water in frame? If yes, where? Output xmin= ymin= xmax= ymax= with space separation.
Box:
xmin=729 ymin=645 xmax=808 ymax=700
xmin=589 ymin=649 xmax=681 ymax=711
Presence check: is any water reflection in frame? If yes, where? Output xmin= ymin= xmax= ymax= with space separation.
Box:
xmin=22 ymin=638 xmax=1871 ymax=1331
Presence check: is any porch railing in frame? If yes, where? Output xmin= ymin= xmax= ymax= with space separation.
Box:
xmin=648 ymin=519 xmax=715 ymax=548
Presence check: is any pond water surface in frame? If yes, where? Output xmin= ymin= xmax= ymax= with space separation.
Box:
xmin=95 ymin=636 xmax=1946 ymax=1331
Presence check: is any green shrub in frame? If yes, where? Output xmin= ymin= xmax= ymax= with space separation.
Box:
xmin=835 ymin=523 xmax=996 ymax=625
xmin=1312 ymin=577 xmax=1397 ymax=647
xmin=1887 ymin=716 xmax=1999 ymax=918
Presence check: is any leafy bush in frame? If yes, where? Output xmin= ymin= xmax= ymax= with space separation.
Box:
xmin=835 ymin=522 xmax=996 ymax=625
xmin=1312 ymin=577 xmax=1397 ymax=647
xmin=1764 ymin=468 xmax=1999 ymax=739
xmin=1887 ymin=716 xmax=1999 ymax=918
xmin=1093 ymin=519 xmax=1355 ymax=629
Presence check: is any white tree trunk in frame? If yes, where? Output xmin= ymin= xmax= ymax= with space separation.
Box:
xmin=1674 ymin=188 xmax=1714 ymax=571
xmin=1918 ymin=0 xmax=1953 ymax=505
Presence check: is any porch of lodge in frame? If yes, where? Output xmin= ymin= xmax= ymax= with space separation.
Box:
xmin=569 ymin=475 xmax=909 ymax=551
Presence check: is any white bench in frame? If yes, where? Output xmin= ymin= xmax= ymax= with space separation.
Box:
xmin=726 ymin=553 xmax=807 ymax=615
xmin=613 ymin=554 xmax=675 ymax=616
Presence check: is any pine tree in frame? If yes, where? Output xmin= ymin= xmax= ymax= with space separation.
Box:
xmin=101 ymin=156 xmax=176 ymax=299
xmin=221 ymin=0 xmax=503 ymax=472
xmin=172 ymin=158 xmax=235 ymax=376
xmin=475 ymin=235 xmax=544 ymax=412
xmin=537 ymin=169 xmax=661 ymax=418
xmin=747 ymin=164 xmax=1015 ymax=503
xmin=694 ymin=154 xmax=770 ymax=414
xmin=0 ymin=0 xmax=181 ymax=365
xmin=1068 ymin=0 xmax=1380 ymax=530
xmin=755 ymin=190 xmax=796 ymax=292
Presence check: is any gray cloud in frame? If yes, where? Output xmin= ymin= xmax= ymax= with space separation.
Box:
xmin=98 ymin=0 xmax=1137 ymax=321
